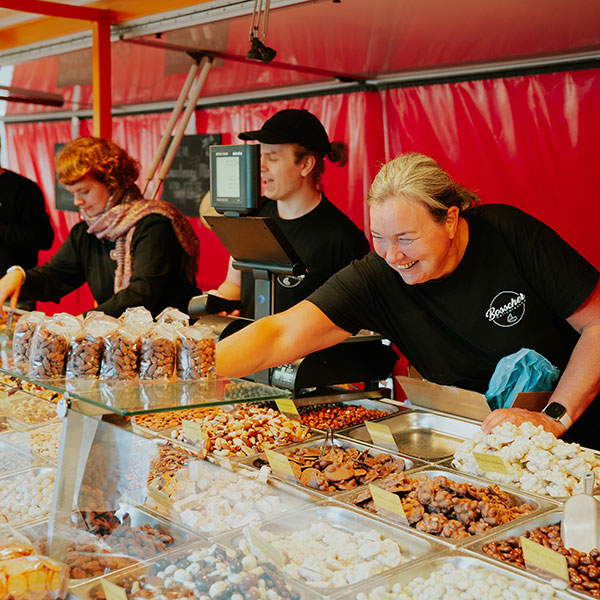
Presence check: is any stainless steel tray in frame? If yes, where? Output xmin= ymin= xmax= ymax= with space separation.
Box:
xmin=216 ymin=503 xmax=445 ymax=595
xmin=70 ymin=538 xmax=321 ymax=599
xmin=339 ymin=409 xmax=481 ymax=461
xmin=333 ymin=466 xmax=552 ymax=546
xmin=340 ymin=550 xmax=577 ymax=599
xmin=237 ymin=435 xmax=424 ymax=498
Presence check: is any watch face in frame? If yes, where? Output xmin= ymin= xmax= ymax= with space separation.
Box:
xmin=543 ymin=402 xmax=567 ymax=420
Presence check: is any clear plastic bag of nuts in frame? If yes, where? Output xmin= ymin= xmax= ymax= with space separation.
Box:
xmin=156 ymin=306 xmax=189 ymax=329
xmin=11 ymin=311 xmax=45 ymax=374
xmin=176 ymin=324 xmax=216 ymax=379
xmin=139 ymin=323 xmax=177 ymax=380
xmin=99 ymin=322 xmax=143 ymax=380
xmin=28 ymin=313 xmax=81 ymax=380
xmin=65 ymin=314 xmax=119 ymax=380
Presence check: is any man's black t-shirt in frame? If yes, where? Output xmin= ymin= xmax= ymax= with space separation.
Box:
xmin=240 ymin=196 xmax=370 ymax=318
xmin=308 ymin=204 xmax=599 ymax=393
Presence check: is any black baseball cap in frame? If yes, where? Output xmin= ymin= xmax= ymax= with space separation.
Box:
xmin=238 ymin=109 xmax=331 ymax=157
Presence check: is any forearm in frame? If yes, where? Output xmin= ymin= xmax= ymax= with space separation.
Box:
xmin=549 ymin=324 xmax=600 ymax=422
xmin=213 ymin=281 xmax=241 ymax=300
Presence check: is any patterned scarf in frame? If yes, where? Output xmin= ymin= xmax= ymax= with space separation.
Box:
xmin=82 ymin=185 xmax=199 ymax=293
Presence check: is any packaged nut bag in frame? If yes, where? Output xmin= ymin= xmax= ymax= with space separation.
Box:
xmin=99 ymin=322 xmax=143 ymax=380
xmin=28 ymin=313 xmax=80 ymax=380
xmin=65 ymin=314 xmax=120 ymax=380
xmin=120 ymin=305 xmax=154 ymax=327
xmin=176 ymin=325 xmax=216 ymax=380
xmin=156 ymin=306 xmax=189 ymax=329
xmin=139 ymin=323 xmax=177 ymax=380
xmin=11 ymin=311 xmax=45 ymax=374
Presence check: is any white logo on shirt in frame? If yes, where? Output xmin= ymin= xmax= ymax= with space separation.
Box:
xmin=486 ymin=291 xmax=526 ymax=327
xmin=278 ymin=274 xmax=306 ymax=288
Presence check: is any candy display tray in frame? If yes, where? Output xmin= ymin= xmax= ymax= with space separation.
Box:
xmin=339 ymin=409 xmax=481 ymax=461
xmin=333 ymin=466 xmax=554 ymax=547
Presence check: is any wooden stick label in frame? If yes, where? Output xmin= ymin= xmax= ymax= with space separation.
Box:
xmin=521 ymin=536 xmax=569 ymax=581
xmin=247 ymin=527 xmax=284 ymax=568
xmin=146 ymin=483 xmax=175 ymax=513
xmin=275 ymin=398 xmax=300 ymax=420
xmin=101 ymin=579 xmax=128 ymax=600
xmin=182 ymin=419 xmax=207 ymax=443
xmin=473 ymin=452 xmax=509 ymax=475
xmin=365 ymin=421 xmax=397 ymax=450
xmin=264 ymin=449 xmax=295 ymax=478
xmin=369 ymin=484 xmax=409 ymax=525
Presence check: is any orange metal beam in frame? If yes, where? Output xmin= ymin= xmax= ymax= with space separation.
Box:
xmin=92 ymin=20 xmax=111 ymax=138
xmin=0 ymin=0 xmax=116 ymax=21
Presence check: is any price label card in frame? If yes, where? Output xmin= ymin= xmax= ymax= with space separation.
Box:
xmin=275 ymin=398 xmax=300 ymax=419
xmin=264 ymin=449 xmax=296 ymax=478
xmin=369 ymin=484 xmax=408 ymax=525
xmin=365 ymin=421 xmax=397 ymax=450
xmin=521 ymin=536 xmax=569 ymax=581
xmin=101 ymin=579 xmax=128 ymax=600
xmin=146 ymin=484 xmax=175 ymax=513
xmin=182 ymin=419 xmax=207 ymax=443
xmin=247 ymin=527 xmax=284 ymax=568
xmin=473 ymin=452 xmax=509 ymax=475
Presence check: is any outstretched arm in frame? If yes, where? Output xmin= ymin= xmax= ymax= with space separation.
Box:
xmin=216 ymin=300 xmax=352 ymax=377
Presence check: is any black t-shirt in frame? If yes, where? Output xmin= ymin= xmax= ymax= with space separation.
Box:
xmin=240 ymin=196 xmax=370 ymax=318
xmin=309 ymin=204 xmax=599 ymax=393
xmin=23 ymin=214 xmax=199 ymax=317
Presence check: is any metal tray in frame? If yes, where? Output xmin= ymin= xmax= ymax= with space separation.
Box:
xmin=140 ymin=460 xmax=321 ymax=538
xmin=339 ymin=409 xmax=481 ymax=461
xmin=216 ymin=503 xmax=445 ymax=596
xmin=333 ymin=466 xmax=552 ymax=546
xmin=0 ymin=466 xmax=56 ymax=526
xmin=237 ymin=436 xmax=424 ymax=498
xmin=70 ymin=538 xmax=321 ymax=599
xmin=340 ymin=550 xmax=577 ymax=600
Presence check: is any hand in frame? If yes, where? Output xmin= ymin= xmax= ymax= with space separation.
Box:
xmin=482 ymin=407 xmax=566 ymax=438
xmin=0 ymin=270 xmax=25 ymax=316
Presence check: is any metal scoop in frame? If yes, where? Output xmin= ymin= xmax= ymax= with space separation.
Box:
xmin=561 ymin=471 xmax=600 ymax=553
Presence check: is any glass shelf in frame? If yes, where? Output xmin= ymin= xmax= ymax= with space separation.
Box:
xmin=0 ymin=340 xmax=289 ymax=416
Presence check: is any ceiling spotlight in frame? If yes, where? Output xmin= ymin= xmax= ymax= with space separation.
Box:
xmin=247 ymin=0 xmax=277 ymax=64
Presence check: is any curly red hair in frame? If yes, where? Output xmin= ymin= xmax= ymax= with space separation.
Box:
xmin=55 ymin=137 xmax=140 ymax=193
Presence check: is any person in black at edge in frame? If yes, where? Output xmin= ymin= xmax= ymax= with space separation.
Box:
xmin=0 ymin=140 xmax=54 ymax=311
xmin=216 ymin=153 xmax=600 ymax=450
xmin=209 ymin=108 xmax=370 ymax=317
xmin=0 ymin=137 xmax=200 ymax=318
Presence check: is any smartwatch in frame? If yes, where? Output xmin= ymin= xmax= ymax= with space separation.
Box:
xmin=541 ymin=402 xmax=573 ymax=430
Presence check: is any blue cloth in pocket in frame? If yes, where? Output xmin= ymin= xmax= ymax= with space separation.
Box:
xmin=485 ymin=348 xmax=560 ymax=411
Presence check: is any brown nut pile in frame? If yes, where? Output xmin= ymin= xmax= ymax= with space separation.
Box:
xmin=299 ymin=403 xmax=393 ymax=430
xmin=176 ymin=336 xmax=215 ymax=379
xmin=133 ymin=407 xmax=223 ymax=432
xmin=28 ymin=325 xmax=68 ymax=379
xmin=483 ymin=524 xmax=600 ymax=597
xmin=140 ymin=336 xmax=176 ymax=380
xmin=100 ymin=332 xmax=139 ymax=380
xmin=147 ymin=443 xmax=200 ymax=484
xmin=353 ymin=472 xmax=535 ymax=539
xmin=66 ymin=333 xmax=103 ymax=379
xmin=256 ymin=443 xmax=407 ymax=492
xmin=10 ymin=397 xmax=56 ymax=424
xmin=171 ymin=405 xmax=311 ymax=457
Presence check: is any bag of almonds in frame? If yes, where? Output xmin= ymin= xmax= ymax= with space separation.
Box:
xmin=28 ymin=314 xmax=80 ymax=380
xmin=176 ymin=325 xmax=216 ymax=380
xmin=156 ymin=306 xmax=189 ymax=329
xmin=11 ymin=311 xmax=45 ymax=374
xmin=99 ymin=322 xmax=143 ymax=380
xmin=139 ymin=323 xmax=177 ymax=380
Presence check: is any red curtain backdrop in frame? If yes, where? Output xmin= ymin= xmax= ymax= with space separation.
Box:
xmin=5 ymin=68 xmax=599 ymax=316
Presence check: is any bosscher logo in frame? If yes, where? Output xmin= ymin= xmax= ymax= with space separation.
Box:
xmin=486 ymin=291 xmax=526 ymax=327
xmin=278 ymin=274 xmax=305 ymax=288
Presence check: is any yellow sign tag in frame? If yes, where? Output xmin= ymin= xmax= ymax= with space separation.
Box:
xmin=248 ymin=527 xmax=284 ymax=568
xmin=473 ymin=452 xmax=510 ymax=475
xmin=520 ymin=536 xmax=569 ymax=581
xmin=101 ymin=579 xmax=128 ymax=600
xmin=365 ymin=421 xmax=397 ymax=450
xmin=264 ymin=449 xmax=295 ymax=478
xmin=146 ymin=484 xmax=174 ymax=513
xmin=275 ymin=398 xmax=300 ymax=419
xmin=369 ymin=484 xmax=408 ymax=524
xmin=182 ymin=419 xmax=207 ymax=443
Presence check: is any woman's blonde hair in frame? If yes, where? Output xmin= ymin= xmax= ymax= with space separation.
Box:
xmin=368 ymin=153 xmax=479 ymax=221
xmin=55 ymin=137 xmax=139 ymax=194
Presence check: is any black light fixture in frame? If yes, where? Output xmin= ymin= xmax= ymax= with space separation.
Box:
xmin=246 ymin=0 xmax=277 ymax=64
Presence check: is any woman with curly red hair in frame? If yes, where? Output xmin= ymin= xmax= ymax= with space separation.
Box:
xmin=0 ymin=137 xmax=200 ymax=317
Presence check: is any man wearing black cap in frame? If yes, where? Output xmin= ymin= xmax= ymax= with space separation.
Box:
xmin=211 ymin=108 xmax=370 ymax=318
